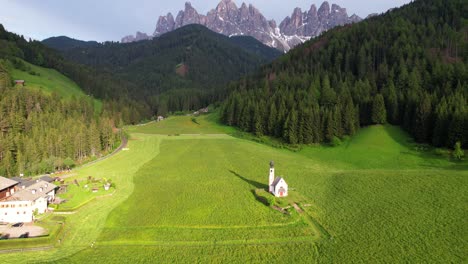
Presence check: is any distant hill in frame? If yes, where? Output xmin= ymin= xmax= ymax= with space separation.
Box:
xmin=229 ymin=36 xmax=283 ymax=59
xmin=0 ymin=23 xmax=151 ymax=123
xmin=54 ymin=24 xmax=282 ymax=114
xmin=42 ymin=36 xmax=100 ymax=51
xmin=221 ymin=0 xmax=467 ymax=148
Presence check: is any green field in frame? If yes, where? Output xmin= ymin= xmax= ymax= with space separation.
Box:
xmin=9 ymin=60 xmax=102 ymax=112
xmin=126 ymin=114 xmax=236 ymax=135
xmin=1 ymin=116 xmax=466 ymax=263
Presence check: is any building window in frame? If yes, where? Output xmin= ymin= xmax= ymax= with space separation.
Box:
xmin=24 ymin=211 xmax=26 ymax=214
xmin=17 ymin=212 xmax=20 ymax=214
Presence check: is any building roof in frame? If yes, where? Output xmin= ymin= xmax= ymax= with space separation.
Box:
xmin=0 ymin=176 xmax=18 ymax=191
xmin=271 ymin=177 xmax=286 ymax=187
xmin=39 ymin=176 xmax=54 ymax=183
xmin=6 ymin=181 xmax=57 ymax=202
xmin=18 ymin=180 xmax=37 ymax=189
xmin=10 ymin=177 xmax=24 ymax=183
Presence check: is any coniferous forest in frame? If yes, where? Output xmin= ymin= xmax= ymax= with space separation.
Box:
xmin=0 ymin=65 xmax=120 ymax=177
xmin=47 ymin=25 xmax=281 ymax=116
xmin=0 ymin=0 xmax=466 ymax=178
xmin=0 ymin=26 xmax=127 ymax=177
xmin=221 ymin=0 xmax=467 ymax=148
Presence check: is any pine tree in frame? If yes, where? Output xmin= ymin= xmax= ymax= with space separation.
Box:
xmin=452 ymin=141 xmax=464 ymax=160
xmin=371 ymin=94 xmax=387 ymax=124
xmin=414 ymin=93 xmax=432 ymax=143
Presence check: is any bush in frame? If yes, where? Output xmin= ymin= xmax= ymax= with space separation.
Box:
xmin=331 ymin=136 xmax=342 ymax=147
xmin=63 ymin=157 xmax=75 ymax=169
xmin=453 ymin=141 xmax=465 ymax=160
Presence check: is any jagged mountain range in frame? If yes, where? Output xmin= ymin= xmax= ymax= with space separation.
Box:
xmin=122 ymin=0 xmax=361 ymax=51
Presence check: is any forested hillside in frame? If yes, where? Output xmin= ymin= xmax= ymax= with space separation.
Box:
xmin=222 ymin=0 xmax=467 ymax=148
xmin=0 ymin=63 xmax=120 ymax=177
xmin=0 ymin=24 xmax=151 ymax=124
xmin=42 ymin=36 xmax=100 ymax=51
xmin=46 ymin=25 xmax=281 ymax=115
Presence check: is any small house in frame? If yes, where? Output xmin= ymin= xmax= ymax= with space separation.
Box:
xmin=14 ymin=80 xmax=25 ymax=86
xmin=157 ymin=116 xmax=164 ymax=122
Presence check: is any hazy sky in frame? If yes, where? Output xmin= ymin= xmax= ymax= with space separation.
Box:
xmin=0 ymin=0 xmax=412 ymax=42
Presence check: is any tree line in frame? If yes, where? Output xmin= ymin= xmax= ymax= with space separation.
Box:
xmin=222 ymin=0 xmax=467 ymax=148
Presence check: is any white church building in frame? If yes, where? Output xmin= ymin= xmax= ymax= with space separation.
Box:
xmin=268 ymin=161 xmax=288 ymax=197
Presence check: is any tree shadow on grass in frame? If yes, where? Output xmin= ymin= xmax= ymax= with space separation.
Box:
xmin=382 ymin=125 xmax=468 ymax=171
xmin=228 ymin=170 xmax=268 ymax=190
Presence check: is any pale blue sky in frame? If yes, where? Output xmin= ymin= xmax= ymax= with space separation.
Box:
xmin=0 ymin=0 xmax=412 ymax=41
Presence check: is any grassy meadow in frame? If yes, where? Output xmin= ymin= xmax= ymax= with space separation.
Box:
xmin=9 ymin=60 xmax=102 ymax=112
xmin=1 ymin=116 xmax=466 ymax=263
xmin=126 ymin=114 xmax=236 ymax=135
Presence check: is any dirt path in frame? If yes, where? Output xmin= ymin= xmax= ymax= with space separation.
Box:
xmin=0 ymin=246 xmax=54 ymax=254
xmin=76 ymin=136 xmax=128 ymax=169
xmin=293 ymin=203 xmax=304 ymax=213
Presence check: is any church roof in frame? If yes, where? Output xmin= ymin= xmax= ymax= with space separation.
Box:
xmin=271 ymin=177 xmax=286 ymax=187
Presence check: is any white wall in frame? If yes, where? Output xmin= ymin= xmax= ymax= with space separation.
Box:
xmin=32 ymin=197 xmax=48 ymax=214
xmin=0 ymin=201 xmax=34 ymax=223
xmin=273 ymin=179 xmax=288 ymax=197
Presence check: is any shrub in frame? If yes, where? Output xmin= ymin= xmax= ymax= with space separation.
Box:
xmin=453 ymin=141 xmax=465 ymax=160
xmin=331 ymin=136 xmax=342 ymax=147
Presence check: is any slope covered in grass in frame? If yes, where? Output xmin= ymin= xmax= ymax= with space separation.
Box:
xmin=300 ymin=125 xmax=465 ymax=170
xmin=9 ymin=60 xmax=102 ymax=111
xmin=127 ymin=114 xmax=236 ymax=135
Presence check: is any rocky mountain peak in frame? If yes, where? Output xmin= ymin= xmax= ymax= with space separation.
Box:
xmin=154 ymin=13 xmax=175 ymax=36
xmin=121 ymin=31 xmax=150 ymax=43
xmin=318 ymin=2 xmax=331 ymax=21
xmin=122 ymin=1 xmax=362 ymax=51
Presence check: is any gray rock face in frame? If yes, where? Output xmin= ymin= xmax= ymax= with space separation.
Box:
xmin=121 ymin=31 xmax=150 ymax=43
xmin=121 ymin=0 xmax=362 ymax=51
xmin=153 ymin=13 xmax=175 ymax=36
xmin=279 ymin=1 xmax=361 ymax=42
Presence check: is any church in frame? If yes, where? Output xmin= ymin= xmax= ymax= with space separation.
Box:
xmin=268 ymin=161 xmax=288 ymax=197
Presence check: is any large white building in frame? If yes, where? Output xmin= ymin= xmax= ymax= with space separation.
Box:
xmin=268 ymin=161 xmax=288 ymax=197
xmin=0 ymin=176 xmax=57 ymax=223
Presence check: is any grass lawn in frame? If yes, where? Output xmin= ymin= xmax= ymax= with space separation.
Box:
xmin=1 ymin=115 xmax=467 ymax=263
xmin=54 ymin=183 xmax=113 ymax=211
xmin=9 ymin=60 xmax=102 ymax=112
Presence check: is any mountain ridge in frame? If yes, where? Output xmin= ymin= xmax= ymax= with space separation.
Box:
xmin=48 ymin=24 xmax=282 ymax=115
xmin=122 ymin=0 xmax=361 ymax=51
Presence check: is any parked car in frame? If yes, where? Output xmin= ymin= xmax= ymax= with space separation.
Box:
xmin=12 ymin=222 xmax=24 ymax=227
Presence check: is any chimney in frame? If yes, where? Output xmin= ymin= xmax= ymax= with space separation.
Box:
xmin=39 ymin=187 xmax=43 ymax=192
xmin=32 ymin=189 xmax=36 ymax=194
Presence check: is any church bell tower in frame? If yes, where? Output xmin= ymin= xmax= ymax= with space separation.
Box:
xmin=269 ymin=161 xmax=275 ymax=193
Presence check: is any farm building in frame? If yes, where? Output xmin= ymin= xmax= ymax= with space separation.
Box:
xmin=0 ymin=177 xmax=18 ymax=200
xmin=0 ymin=176 xmax=57 ymax=223
xmin=14 ymin=80 xmax=25 ymax=86
xmin=157 ymin=116 xmax=165 ymax=122
xmin=268 ymin=161 xmax=288 ymax=197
